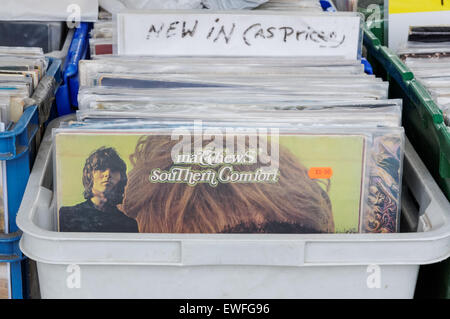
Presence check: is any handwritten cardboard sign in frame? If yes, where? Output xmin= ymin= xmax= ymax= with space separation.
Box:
xmin=116 ymin=11 xmax=362 ymax=59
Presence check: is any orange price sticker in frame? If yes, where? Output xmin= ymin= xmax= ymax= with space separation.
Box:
xmin=308 ymin=167 xmax=333 ymax=179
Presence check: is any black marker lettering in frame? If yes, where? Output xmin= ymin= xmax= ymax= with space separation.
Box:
xmin=331 ymin=35 xmax=346 ymax=48
xmin=243 ymin=23 xmax=261 ymax=46
xmin=207 ymin=18 xmax=220 ymax=39
xmin=310 ymin=31 xmax=319 ymax=43
xmin=305 ymin=26 xmax=311 ymax=40
xmin=296 ymin=30 xmax=306 ymax=41
xmin=182 ymin=20 xmax=198 ymax=38
xmin=266 ymin=27 xmax=275 ymax=39
xmin=214 ymin=23 xmax=235 ymax=44
xmin=147 ymin=23 xmax=164 ymax=39
xmin=166 ymin=21 xmax=179 ymax=38
xmin=254 ymin=27 xmax=266 ymax=39
xmin=279 ymin=27 xmax=294 ymax=42
xmin=317 ymin=31 xmax=326 ymax=42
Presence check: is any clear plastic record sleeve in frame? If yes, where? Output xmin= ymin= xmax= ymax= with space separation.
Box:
xmin=0 ymin=263 xmax=10 ymax=299
xmin=75 ymin=100 xmax=402 ymax=127
xmin=418 ymin=76 xmax=450 ymax=89
xmin=80 ymin=98 xmax=402 ymax=111
xmin=77 ymin=86 xmax=388 ymax=111
xmin=92 ymin=72 xmax=388 ymax=93
xmin=89 ymin=55 xmax=361 ymax=66
xmin=53 ymin=123 xmax=404 ymax=234
xmin=0 ymin=56 xmax=46 ymax=78
xmin=0 ymin=78 xmax=33 ymax=96
xmin=0 ymin=46 xmax=44 ymax=57
xmin=78 ymin=58 xmax=365 ymax=87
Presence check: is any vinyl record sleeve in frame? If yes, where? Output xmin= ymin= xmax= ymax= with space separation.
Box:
xmin=408 ymin=26 xmax=450 ymax=43
xmin=77 ymin=86 xmax=387 ymax=111
xmin=75 ymin=100 xmax=402 ymax=127
xmin=54 ymin=126 xmax=403 ymax=234
xmin=78 ymin=58 xmax=365 ymax=87
xmin=93 ymin=72 xmax=388 ymax=94
xmin=0 ymin=70 xmax=39 ymax=89
xmin=0 ymin=263 xmax=10 ymax=299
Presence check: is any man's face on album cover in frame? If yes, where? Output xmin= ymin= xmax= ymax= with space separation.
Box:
xmin=91 ymin=168 xmax=121 ymax=197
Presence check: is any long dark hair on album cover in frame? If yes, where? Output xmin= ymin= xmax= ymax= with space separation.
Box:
xmin=82 ymin=147 xmax=128 ymax=206
xmin=122 ymin=135 xmax=334 ymax=233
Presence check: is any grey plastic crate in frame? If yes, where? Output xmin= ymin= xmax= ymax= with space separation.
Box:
xmin=15 ymin=115 xmax=450 ymax=299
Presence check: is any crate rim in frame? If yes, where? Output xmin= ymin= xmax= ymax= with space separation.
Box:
xmin=0 ymin=231 xmax=24 ymax=263
xmin=16 ymin=129 xmax=450 ymax=266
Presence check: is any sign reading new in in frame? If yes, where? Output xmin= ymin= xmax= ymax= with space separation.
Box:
xmin=116 ymin=11 xmax=362 ymax=59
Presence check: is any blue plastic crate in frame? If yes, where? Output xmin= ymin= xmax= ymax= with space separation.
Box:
xmin=0 ymin=57 xmax=61 ymax=299
xmin=56 ymin=23 xmax=91 ymax=116
xmin=0 ymin=232 xmax=23 ymax=299
xmin=0 ymin=106 xmax=38 ymax=300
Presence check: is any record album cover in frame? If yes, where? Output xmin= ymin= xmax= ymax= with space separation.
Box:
xmin=55 ymin=129 xmax=402 ymax=234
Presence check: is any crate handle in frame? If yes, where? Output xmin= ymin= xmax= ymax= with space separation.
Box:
xmin=363 ymin=29 xmax=414 ymax=81
xmin=404 ymin=139 xmax=450 ymax=232
xmin=363 ymin=28 xmax=381 ymax=48
xmin=439 ymin=151 xmax=450 ymax=179
xmin=63 ymin=23 xmax=89 ymax=83
xmin=438 ymin=125 xmax=450 ymax=179
xmin=379 ymin=46 xmax=414 ymax=81
xmin=45 ymin=57 xmax=62 ymax=90
xmin=0 ymin=232 xmax=23 ymax=262
xmin=407 ymin=81 xmax=444 ymax=127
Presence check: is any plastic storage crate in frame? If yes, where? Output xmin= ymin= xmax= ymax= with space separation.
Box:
xmin=363 ymin=24 xmax=450 ymax=300
xmin=0 ymin=233 xmax=22 ymax=299
xmin=15 ymin=115 xmax=450 ymax=299
xmin=55 ymin=23 xmax=91 ymax=116
xmin=363 ymin=29 xmax=450 ymax=203
xmin=0 ymin=56 xmax=61 ymax=299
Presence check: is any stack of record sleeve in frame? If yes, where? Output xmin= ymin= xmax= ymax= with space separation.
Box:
xmin=54 ymin=9 xmax=405 ymax=236
xmin=0 ymin=46 xmax=50 ymax=299
xmin=399 ymin=26 xmax=450 ymax=126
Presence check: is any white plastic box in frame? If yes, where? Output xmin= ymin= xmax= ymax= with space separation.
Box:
xmin=16 ymin=116 xmax=450 ymax=299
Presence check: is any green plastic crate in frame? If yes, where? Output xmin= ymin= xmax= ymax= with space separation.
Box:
xmin=363 ymin=29 xmax=449 ymax=201
xmin=363 ymin=26 xmax=450 ymax=299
